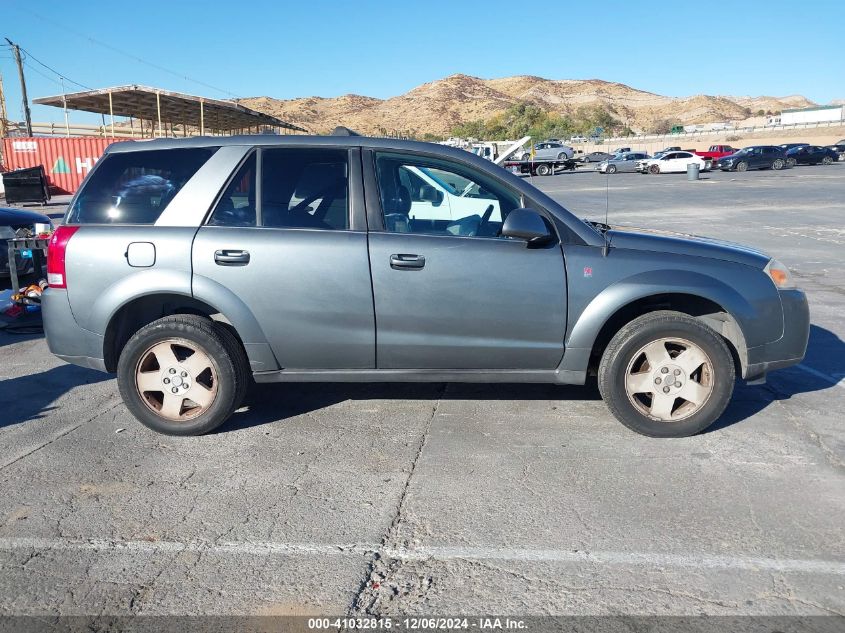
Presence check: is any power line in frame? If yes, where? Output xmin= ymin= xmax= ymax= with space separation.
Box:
xmin=7 ymin=5 xmax=239 ymax=98
xmin=22 ymin=59 xmax=67 ymax=89
xmin=17 ymin=45 xmax=92 ymax=91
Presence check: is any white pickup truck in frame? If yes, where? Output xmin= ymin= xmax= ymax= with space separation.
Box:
xmin=398 ymin=165 xmax=502 ymax=224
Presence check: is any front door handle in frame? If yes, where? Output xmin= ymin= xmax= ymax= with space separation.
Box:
xmin=214 ymin=249 xmax=250 ymax=266
xmin=390 ymin=254 xmax=425 ymax=270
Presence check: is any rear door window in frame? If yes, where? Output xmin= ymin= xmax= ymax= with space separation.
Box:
xmin=260 ymin=148 xmax=349 ymax=230
xmin=67 ymin=148 xmax=217 ymax=224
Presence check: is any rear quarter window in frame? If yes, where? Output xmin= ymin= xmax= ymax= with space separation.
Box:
xmin=67 ymin=147 xmax=217 ymax=224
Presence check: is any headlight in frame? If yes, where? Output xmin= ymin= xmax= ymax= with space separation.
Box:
xmin=764 ymin=259 xmax=796 ymax=289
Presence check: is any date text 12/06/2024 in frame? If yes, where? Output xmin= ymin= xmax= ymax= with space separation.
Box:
xmin=307 ymin=617 xmax=528 ymax=630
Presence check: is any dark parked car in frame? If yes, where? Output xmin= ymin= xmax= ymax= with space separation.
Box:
xmin=785 ymin=145 xmax=839 ymax=166
xmin=714 ymin=146 xmax=788 ymax=172
xmin=0 ymin=207 xmax=53 ymax=280
xmin=43 ymin=136 xmax=809 ymax=439
xmin=779 ymin=142 xmax=809 ymax=152
xmin=826 ymin=141 xmax=845 ymax=157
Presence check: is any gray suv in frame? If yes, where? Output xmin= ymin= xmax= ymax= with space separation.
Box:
xmin=43 ymin=136 xmax=809 ymax=438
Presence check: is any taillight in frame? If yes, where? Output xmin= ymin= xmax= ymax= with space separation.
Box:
xmin=46 ymin=225 xmax=80 ymax=289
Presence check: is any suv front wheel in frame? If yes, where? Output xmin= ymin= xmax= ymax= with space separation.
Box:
xmin=598 ymin=311 xmax=735 ymax=437
xmin=117 ymin=315 xmax=249 ymax=436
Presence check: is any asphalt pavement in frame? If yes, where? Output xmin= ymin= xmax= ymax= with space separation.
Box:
xmin=0 ymin=164 xmax=843 ymax=619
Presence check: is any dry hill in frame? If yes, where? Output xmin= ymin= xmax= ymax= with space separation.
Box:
xmin=240 ymin=74 xmax=820 ymax=136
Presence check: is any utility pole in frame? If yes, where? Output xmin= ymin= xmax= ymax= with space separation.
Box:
xmin=5 ymin=38 xmax=33 ymax=137
xmin=0 ymin=72 xmax=9 ymax=138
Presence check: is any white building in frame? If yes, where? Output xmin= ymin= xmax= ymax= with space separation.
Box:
xmin=780 ymin=105 xmax=844 ymax=125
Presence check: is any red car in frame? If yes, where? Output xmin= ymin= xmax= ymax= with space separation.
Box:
xmin=694 ymin=145 xmax=738 ymax=165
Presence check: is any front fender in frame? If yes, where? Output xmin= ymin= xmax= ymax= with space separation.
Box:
xmin=560 ymin=260 xmax=784 ymax=376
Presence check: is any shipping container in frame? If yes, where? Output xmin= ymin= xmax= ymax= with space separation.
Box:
xmin=1 ymin=137 xmax=133 ymax=195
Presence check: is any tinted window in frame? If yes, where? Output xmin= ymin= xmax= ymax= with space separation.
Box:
xmin=375 ymin=152 xmax=520 ymax=238
xmin=68 ymin=148 xmax=217 ymax=224
xmin=261 ymin=148 xmax=348 ymax=230
xmin=208 ymin=153 xmax=256 ymax=227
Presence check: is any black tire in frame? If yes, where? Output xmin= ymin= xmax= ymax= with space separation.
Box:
xmin=606 ymin=164 xmax=617 ymax=174
xmin=583 ymin=156 xmax=590 ymax=163
xmin=536 ymin=163 xmax=551 ymax=176
xmin=787 ymin=158 xmax=797 ymax=168
xmin=597 ymin=310 xmax=735 ymax=438
xmin=648 ymin=164 xmax=660 ymax=174
xmin=772 ymin=158 xmax=784 ymax=170
xmin=822 ymin=156 xmax=833 ymax=165
xmin=735 ymin=161 xmax=748 ymax=172
xmin=117 ymin=315 xmax=250 ymax=436
xmin=557 ymin=152 xmax=568 ymax=160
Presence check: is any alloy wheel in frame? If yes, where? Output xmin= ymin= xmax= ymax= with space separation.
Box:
xmin=624 ymin=337 xmax=714 ymax=422
xmin=135 ymin=338 xmax=219 ymax=421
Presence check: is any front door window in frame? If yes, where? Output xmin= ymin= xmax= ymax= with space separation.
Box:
xmin=375 ymin=153 xmax=520 ymax=237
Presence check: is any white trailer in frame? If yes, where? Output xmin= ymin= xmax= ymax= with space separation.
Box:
xmin=780 ymin=105 xmax=844 ymax=125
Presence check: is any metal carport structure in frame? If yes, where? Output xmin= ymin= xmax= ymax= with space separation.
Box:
xmin=32 ymin=85 xmax=306 ymax=137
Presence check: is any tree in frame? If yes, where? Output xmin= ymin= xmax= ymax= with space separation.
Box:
xmin=649 ymin=118 xmax=682 ymax=135
xmin=450 ymin=103 xmax=620 ymax=141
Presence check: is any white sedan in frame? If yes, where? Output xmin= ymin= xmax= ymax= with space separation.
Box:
xmin=638 ymin=151 xmax=706 ymax=174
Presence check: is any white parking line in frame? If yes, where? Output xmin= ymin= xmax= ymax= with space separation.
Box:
xmin=796 ymin=363 xmax=845 ymax=391
xmin=384 ymin=546 xmax=845 ymax=575
xmin=0 ymin=537 xmax=376 ymax=557
xmin=2 ymin=537 xmax=843 ymax=576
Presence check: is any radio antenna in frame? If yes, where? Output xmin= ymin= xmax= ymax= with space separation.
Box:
xmin=602 ymin=167 xmax=611 ymax=256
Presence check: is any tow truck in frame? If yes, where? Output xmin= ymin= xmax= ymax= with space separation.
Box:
xmin=502 ymin=156 xmax=580 ymax=176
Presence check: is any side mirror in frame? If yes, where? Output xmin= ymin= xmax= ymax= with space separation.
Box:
xmin=419 ymin=185 xmax=443 ymax=206
xmin=501 ymin=208 xmax=553 ymax=245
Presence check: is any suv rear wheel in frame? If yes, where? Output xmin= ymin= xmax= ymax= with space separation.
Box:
xmin=598 ymin=311 xmax=735 ymax=437
xmin=117 ymin=315 xmax=249 ymax=436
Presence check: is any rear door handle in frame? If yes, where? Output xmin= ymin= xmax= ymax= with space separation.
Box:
xmin=214 ymin=249 xmax=250 ymax=266
xmin=390 ymin=254 xmax=425 ymax=270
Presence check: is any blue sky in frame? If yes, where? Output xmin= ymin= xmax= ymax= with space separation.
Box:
xmin=2 ymin=0 xmax=843 ymax=124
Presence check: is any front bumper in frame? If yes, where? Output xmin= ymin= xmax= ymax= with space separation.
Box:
xmin=745 ymin=289 xmax=810 ymax=380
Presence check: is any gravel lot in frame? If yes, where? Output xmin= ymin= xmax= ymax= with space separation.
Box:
xmin=0 ymin=164 xmax=843 ymax=619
